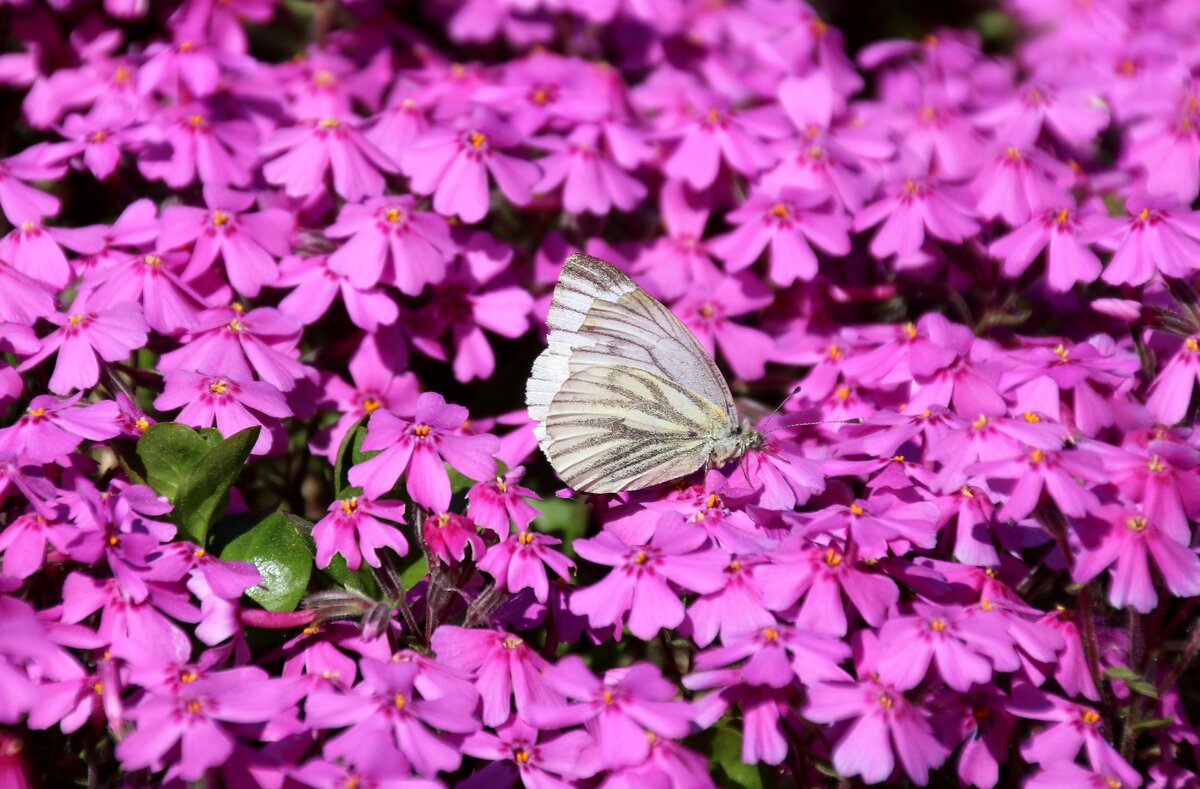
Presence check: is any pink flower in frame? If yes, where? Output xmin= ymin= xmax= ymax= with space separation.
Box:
xmin=684 ymin=555 xmax=775 ymax=648
xmin=691 ymin=621 xmax=851 ymax=687
xmin=973 ymin=80 xmax=1110 ymax=148
xmin=422 ymin=511 xmax=484 ymax=565
xmin=877 ymin=603 xmax=1018 ymax=692
xmin=476 ymin=528 xmax=574 ymax=603
xmin=159 ymin=186 xmax=294 ymax=297
xmin=403 ymin=113 xmax=541 ymax=223
xmin=1124 ymin=105 xmax=1200 ymax=203
xmin=989 ymin=204 xmax=1103 ymax=291
xmin=527 ymin=657 xmax=692 ymax=768
xmin=460 ymin=718 xmax=597 ymax=787
xmin=18 ymin=301 xmax=149 ymax=394
xmin=153 ymin=371 xmax=291 ymax=455
xmin=533 ymin=124 xmax=647 ymax=215
xmin=261 ymin=116 xmax=397 ymax=202
xmin=1096 ymin=440 xmax=1200 ymax=544
xmin=969 ymin=144 xmax=1071 ymax=226
xmin=630 ymin=181 xmax=721 ymax=300
xmin=158 ymin=305 xmax=307 ymax=392
xmin=1147 ymin=335 xmax=1200 ymax=424
xmin=1008 ymin=684 xmax=1138 ymax=784
xmin=137 ymin=107 xmax=256 ymax=189
xmin=1072 ymin=504 xmax=1200 ymax=614
xmin=570 ymin=512 xmax=730 ymax=640
xmin=0 ymin=144 xmax=63 ymax=224
xmin=312 ymin=495 xmax=407 ymax=572
xmin=853 ymin=175 xmax=980 ymax=261
xmin=805 ymin=676 xmax=947 ymax=784
xmin=276 ymin=253 xmax=399 ymax=332
xmin=0 ymin=218 xmax=94 ymax=289
xmin=671 ymin=270 xmax=774 ymax=381
xmin=80 ymin=250 xmax=205 ymax=334
xmin=325 ymin=195 xmax=453 ymax=293
xmin=709 ymin=189 xmax=851 ymax=286
xmin=137 ymin=32 xmax=221 ymax=99
xmin=431 ymin=626 xmax=559 ymax=727
xmin=0 ymin=395 xmax=121 ymax=464
xmin=0 ymin=260 xmax=55 ymax=325
xmin=663 ymin=100 xmax=789 ymax=189
xmin=348 ymin=392 xmax=499 ymax=510
xmin=466 ymin=466 xmax=540 ymax=536
xmin=1085 ymin=193 xmax=1200 ymax=285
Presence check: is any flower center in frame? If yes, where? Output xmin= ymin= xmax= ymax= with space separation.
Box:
xmin=187 ymin=114 xmax=205 ymax=128
xmin=973 ymin=705 xmax=990 ymax=721
xmin=1024 ymin=411 xmax=1040 ymax=423
xmin=1137 ymin=207 xmax=1150 ymax=222
xmin=514 ymin=747 xmax=531 ymax=763
xmin=1005 ymin=145 xmax=1022 ymax=159
xmin=961 ymin=485 xmax=975 ymax=498
xmin=1054 ymin=208 xmax=1070 ymax=224
xmin=502 ymin=635 xmax=523 ymax=649
xmin=227 ymin=318 xmax=244 ymax=332
xmin=835 ymin=385 xmax=851 ymax=400
xmin=90 ymin=130 xmax=108 ymax=142
xmin=496 ymin=476 xmax=508 ymax=493
xmin=824 ymin=547 xmax=842 ymax=566
xmin=1187 ymin=338 xmax=1200 ymax=352
xmin=194 ymin=548 xmax=206 ymax=558
xmin=1053 ymin=343 xmax=1069 ymax=362
xmin=762 ymin=626 xmax=779 ymax=641
xmin=1080 ymin=709 xmax=1100 ymax=725
xmin=212 ymin=210 xmax=231 ymax=227
xmin=1030 ymin=449 xmax=1045 ymax=463
xmin=770 ymin=202 xmax=791 ymax=219
xmin=27 ymin=407 xmax=45 ymax=417
xmin=362 ymin=397 xmax=381 ymax=413
xmin=135 ymin=417 xmax=149 ymax=431
xmin=728 ymin=559 xmax=741 ymax=571
xmin=209 ymin=380 xmax=228 ymax=395
xmin=180 ymin=669 xmax=198 ymax=683
xmin=633 ymin=550 xmax=648 ymax=565
xmin=972 ymin=415 xmax=988 ymax=429
xmin=601 ymin=689 xmax=615 ymax=704
xmin=318 ymin=117 xmax=340 ymax=129
xmin=878 ymin=693 xmax=894 ymax=709
xmin=849 ymin=503 xmax=864 ymax=515
xmin=186 ymin=699 xmax=203 ymax=713
xmin=413 ymin=424 xmax=431 ymax=439
xmin=145 ymin=254 xmax=163 ymax=267
xmin=313 ymin=69 xmax=335 ymax=87
xmin=930 ymin=618 xmax=946 ymax=632
xmin=1124 ymin=516 xmax=1148 ymax=532
xmin=468 ymin=131 xmax=487 ymax=149
xmin=394 ymin=692 xmax=406 ymax=710
xmin=518 ymin=531 xmax=535 ymax=545
xmin=385 ymin=208 xmax=403 ymax=223
xmin=698 ymin=303 xmax=714 ymax=318
xmin=68 ymin=314 xmax=86 ymax=326
xmin=1147 ymin=455 xmax=1166 ymax=473
xmin=341 ymin=497 xmax=358 ymax=515
xmin=93 ymin=681 xmax=104 ymax=695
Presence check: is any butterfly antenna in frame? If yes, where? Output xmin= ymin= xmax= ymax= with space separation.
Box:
xmin=760 ymin=385 xmax=805 ymax=431
xmin=766 ymin=416 xmax=864 ymax=434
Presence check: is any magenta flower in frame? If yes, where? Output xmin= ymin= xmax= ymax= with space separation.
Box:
xmin=0 ymin=395 xmax=120 ymax=464
xmin=305 ymin=657 xmax=479 ymax=777
xmin=570 ymin=512 xmax=730 ymax=640
xmin=805 ymin=495 xmax=940 ymax=560
xmin=80 ymin=250 xmax=205 ymax=334
xmin=325 ymin=195 xmax=453 ymax=293
xmin=930 ymin=687 xmax=1017 ymax=789
xmin=137 ymin=107 xmax=255 ymax=189
xmin=684 ymin=555 xmax=775 ymax=648
xmin=403 ymin=113 xmax=541 ymax=223
xmin=526 ymin=657 xmax=692 ymax=768
xmin=45 ymin=100 xmax=142 ymax=180
xmin=116 ymin=667 xmax=300 ymax=781
xmin=663 ymin=100 xmax=789 ymax=189
xmin=630 ymin=181 xmax=721 ymax=300
xmin=277 ymin=253 xmax=399 ymax=333
xmin=460 ymin=718 xmax=597 ymax=788
xmin=973 ymin=80 xmax=1110 ymax=148
xmin=1147 ymin=335 xmax=1200 ymax=424
xmin=989 ymin=204 xmax=1103 ymax=291
xmin=0 ymin=145 xmax=63 ymax=224
xmin=0 ymin=510 xmax=70 ymax=579
xmin=1085 ymin=193 xmax=1200 ymax=285
xmin=261 ymin=115 xmax=397 ymax=202
xmin=1071 ymin=504 xmax=1200 ymax=614
xmin=533 ymin=124 xmax=647 ymax=215
xmin=969 ymin=144 xmax=1071 ymax=226
xmin=61 ymin=573 xmax=196 ymax=660
xmin=312 ymin=495 xmax=407 ymax=572
xmin=349 ymin=392 xmax=499 ymax=510
xmin=973 ymin=445 xmax=1105 ymax=523
xmin=671 ymin=270 xmax=774 ymax=381
xmin=1096 ymin=440 xmax=1200 ymax=544
xmin=18 ymin=301 xmax=149 ymax=395
xmin=476 ymin=528 xmax=574 ymax=603
xmin=1124 ymin=106 xmax=1200 ymax=203
xmin=691 ymin=621 xmax=851 ymax=687
xmin=0 ymin=260 xmax=55 ymax=325
xmin=877 ymin=603 xmax=1018 ymax=692
xmin=159 ymin=185 xmax=294 ymax=297
xmin=1008 ymin=684 xmax=1138 ymax=784
xmin=805 ymin=676 xmax=947 ymax=784
xmin=422 ymin=511 xmax=484 ymax=565
xmin=137 ymin=31 xmax=221 ymax=99
xmin=709 ymin=189 xmax=851 ymax=286
xmin=154 ymin=371 xmax=291 ymax=455
xmin=56 ymin=198 xmax=159 ymax=278
xmin=157 ymin=305 xmax=307 ymax=392
xmin=466 ymin=466 xmax=540 ymax=536
xmin=430 ymin=626 xmax=559 ymax=726
xmin=891 ymin=102 xmax=983 ymax=180
xmin=0 ymin=218 xmax=93 ymax=289
xmin=853 ymin=175 xmax=979 ymax=261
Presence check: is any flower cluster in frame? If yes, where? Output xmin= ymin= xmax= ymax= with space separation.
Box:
xmin=0 ymin=0 xmax=1198 ymax=786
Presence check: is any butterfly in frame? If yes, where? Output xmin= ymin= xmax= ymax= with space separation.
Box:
xmin=526 ymin=253 xmax=765 ymax=493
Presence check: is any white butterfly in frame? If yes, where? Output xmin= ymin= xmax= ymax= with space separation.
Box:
xmin=526 ymin=253 xmax=764 ymax=493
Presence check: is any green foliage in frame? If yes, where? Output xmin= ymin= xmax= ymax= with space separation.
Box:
xmin=332 ymin=416 xmax=373 ymax=497
xmin=137 ymin=424 xmax=258 ymax=544
xmin=220 ymin=511 xmax=314 ymax=612
xmin=708 ymin=726 xmax=775 ymax=789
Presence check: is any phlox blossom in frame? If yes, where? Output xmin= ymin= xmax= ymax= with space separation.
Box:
xmin=312 ymin=495 xmax=407 ymax=572
xmin=19 ymin=301 xmax=149 ymax=395
xmin=154 ymin=371 xmax=290 ymax=455
xmin=476 ymin=528 xmax=574 ymax=603
xmin=262 ymin=115 xmax=397 ymax=202
xmin=325 ymin=195 xmax=453 ymax=294
xmin=430 ymin=626 xmax=559 ymax=726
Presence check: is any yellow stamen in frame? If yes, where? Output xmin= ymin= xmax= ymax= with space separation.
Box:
xmin=1125 ymin=516 xmax=1148 ymax=532
xmin=496 ymin=476 xmax=508 ymax=493
xmin=20 ymin=220 xmax=36 ymax=231
xmin=972 ymin=415 xmax=988 ymax=429
xmin=518 ymin=531 xmax=535 ymax=545
xmin=849 ymin=503 xmax=864 ymax=516
xmin=27 ymin=407 xmax=45 ymax=417
xmin=514 ymin=747 xmax=531 ymax=763
xmin=341 ymin=497 xmax=359 ymax=515
xmin=878 ymin=693 xmax=894 ymax=709
xmin=633 ymin=550 xmax=648 ymax=565
xmin=186 ymin=699 xmax=202 ymax=713
xmin=762 ymin=626 xmax=780 ymax=641
xmin=1054 ymin=208 xmax=1070 ymax=224
xmin=212 ymin=210 xmax=231 ymax=227
xmin=1053 ymin=343 xmax=1069 ymax=362
xmin=1081 ymin=709 xmax=1100 ymax=725
xmin=90 ymin=130 xmax=108 ymax=142
xmin=1005 ymin=146 xmax=1022 ymax=159
xmin=602 ymin=689 xmax=615 ymax=704
xmin=209 ymin=380 xmax=228 ymax=395
xmin=1186 ymin=338 xmax=1199 ymax=352
xmin=706 ymin=106 xmax=721 ymax=123
xmin=502 ymin=635 xmax=523 ymax=649
xmin=705 ymin=493 xmax=719 ymax=508
xmin=93 ymin=681 xmax=104 ymax=695
xmin=698 ymin=303 xmax=714 ymax=318
xmin=194 ymin=548 xmax=206 ymax=558
xmin=413 ymin=424 xmax=431 ymax=439
xmin=145 ymin=254 xmax=162 ymax=267
xmin=362 ymin=397 xmax=381 ymax=413
xmin=135 ymin=417 xmax=149 ymax=431
xmin=824 ymin=547 xmax=842 ymax=567
xmin=835 ymin=386 xmax=851 ymax=400
xmin=385 ymin=208 xmax=403 ymax=223
xmin=68 ymin=314 xmax=86 ymax=326
xmin=828 ymin=344 xmax=842 ymax=359
xmin=1030 ymin=449 xmax=1045 ymax=463
xmin=728 ymin=559 xmax=741 ymax=571
xmin=227 ymin=318 xmax=243 ymax=332
xmin=394 ymin=692 xmax=406 ymax=710
xmin=318 ymin=117 xmax=340 ymax=129
xmin=180 ymin=669 xmax=198 ymax=683
xmin=904 ymin=322 xmax=918 ymax=338
xmin=313 ymin=69 xmax=335 ymax=87
xmin=1147 ymin=455 xmax=1166 ymax=473
xmin=187 ymin=114 xmax=205 ymax=127
xmin=930 ymin=619 xmax=946 ymax=632
xmin=770 ymin=203 xmax=790 ymax=219
xmin=1024 ymin=411 xmax=1040 ymax=423
xmin=961 ymin=486 xmax=975 ymax=498
xmin=531 ymin=87 xmax=549 ymax=105
xmin=468 ymin=131 xmax=487 ymax=149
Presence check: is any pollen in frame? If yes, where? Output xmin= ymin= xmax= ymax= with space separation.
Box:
xmin=903 ymin=178 xmax=920 ymax=195
xmin=1186 ymin=338 xmax=1199 ymax=352
xmin=1005 ymin=145 xmax=1022 ymax=159
xmin=602 ymin=689 xmax=615 ymax=704
xmin=212 ymin=210 xmax=231 ymax=227
xmin=209 ymin=379 xmax=228 ymax=395
xmin=1080 ymin=709 xmax=1100 ymax=725
xmin=186 ymin=699 xmax=203 ymax=713
xmin=362 ymin=396 xmax=381 ymax=413
xmin=824 ymin=547 xmax=842 ymax=566
xmin=1137 ymin=207 xmax=1150 ymax=222
xmin=496 ymin=476 xmax=508 ymax=493
xmin=904 ymin=321 xmax=918 ymax=338
xmin=502 ymin=635 xmax=523 ymax=649
xmin=20 ymin=220 xmax=36 ymax=231
xmin=698 ymin=302 xmax=714 ymax=318
xmin=728 ymin=559 xmax=741 ymax=571
xmin=633 ymin=550 xmax=648 ymax=564
xmin=972 ymin=414 xmax=988 ymax=429
xmin=706 ymin=106 xmax=721 ymax=123
xmin=437 ymin=512 xmax=451 ymax=527
xmin=27 ymin=407 xmax=45 ymax=417
xmin=1030 ymin=449 xmax=1045 ymax=463
xmin=180 ymin=669 xmax=198 ymax=683
xmin=145 ymin=254 xmax=163 ymax=267
xmin=318 ymin=117 xmax=340 ymax=129
xmin=384 ymin=207 xmax=403 ymax=223
xmin=179 ymin=40 xmax=195 ymax=52
xmin=93 ymin=681 xmax=104 ymax=695
xmin=1105 ymin=778 xmax=1122 ymax=789
xmin=394 ymin=692 xmax=406 ymax=710
xmin=762 ymin=626 xmax=780 ymax=641
xmin=1124 ymin=516 xmax=1148 ymax=532
xmin=114 ymin=65 xmax=132 ymax=83
xmin=518 ymin=531 xmax=535 ymax=545
xmin=770 ymin=202 xmax=791 ymax=219
xmin=194 ymin=548 xmax=206 ymax=558
xmin=341 ymin=497 xmax=358 ymax=515
xmin=705 ymin=492 xmax=719 ymax=508
xmin=227 ymin=318 xmax=243 ymax=332
xmin=187 ymin=114 xmax=205 ymax=127
xmin=231 ymin=301 xmax=245 ymax=312
xmin=90 ymin=130 xmax=108 ymax=142
xmin=108 ymin=535 xmax=119 ymax=546
xmin=468 ymin=131 xmax=487 ymax=149
xmin=531 ymin=87 xmax=550 ymax=105
xmin=1053 ymin=343 xmax=1070 ymax=362
xmin=1024 ymin=411 xmax=1040 ymax=423
xmin=808 ymin=144 xmax=824 ymax=159
xmin=835 ymin=385 xmax=851 ymax=399
xmin=961 ymin=485 xmax=974 ymax=498
xmin=68 ymin=314 xmax=86 ymax=326
xmin=413 ymin=424 xmax=431 ymax=439
xmin=849 ymin=503 xmax=864 ymax=515
xmin=1054 ymin=207 xmax=1070 ymax=224
xmin=1026 ymin=88 xmax=1044 ymax=105
xmin=514 ymin=747 xmax=531 ymax=763
xmin=878 ymin=692 xmax=894 ymax=709
xmin=1147 ymin=455 xmax=1166 ymax=473
xmin=135 ymin=417 xmax=149 ymax=431
xmin=828 ymin=344 xmax=842 ymax=358
xmin=313 ymin=69 xmax=335 ymax=87
xmin=930 ymin=618 xmax=946 ymax=632
xmin=892 ymin=454 xmax=905 ymax=463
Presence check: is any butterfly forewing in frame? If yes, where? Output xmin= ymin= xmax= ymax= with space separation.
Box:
xmin=527 ymin=253 xmax=741 ymax=493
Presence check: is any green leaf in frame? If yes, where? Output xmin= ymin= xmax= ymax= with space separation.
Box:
xmin=320 ymin=552 xmax=380 ymax=597
xmin=1105 ymin=666 xmax=1143 ymax=682
xmin=399 ymin=555 xmax=429 ymax=590
xmin=710 ymin=727 xmax=765 ymax=789
xmin=220 ymin=511 xmax=313 ymax=612
xmin=333 ymin=417 xmax=373 ymax=496
xmin=136 ymin=423 xmax=211 ymax=500
xmin=1131 ymin=717 xmax=1173 ymax=732
xmin=1125 ymin=680 xmax=1160 ymax=699
xmin=532 ymin=496 xmax=589 ymax=552
xmin=173 ymin=427 xmax=259 ymax=544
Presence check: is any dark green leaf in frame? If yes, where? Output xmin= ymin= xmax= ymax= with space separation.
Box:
xmin=136 ymin=423 xmax=211 ymax=500
xmin=1104 ymin=666 xmax=1143 ymax=682
xmin=400 ymin=555 xmax=429 ymax=590
xmin=320 ymin=552 xmax=380 ymax=597
xmin=220 ymin=511 xmax=313 ymax=612
xmin=532 ymin=496 xmax=589 ymax=552
xmin=1126 ymin=680 xmax=1160 ymax=699
xmin=710 ymin=727 xmax=764 ymax=789
xmin=1131 ymin=717 xmax=1173 ymax=732
xmin=173 ymin=427 xmax=259 ymax=544
xmin=333 ymin=417 xmax=370 ymax=496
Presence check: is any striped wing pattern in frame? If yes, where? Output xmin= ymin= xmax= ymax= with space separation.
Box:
xmin=526 ymin=253 xmax=739 ymax=492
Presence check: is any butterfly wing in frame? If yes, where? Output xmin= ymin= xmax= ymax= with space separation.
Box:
xmin=541 ymin=366 xmax=728 ymax=493
xmin=526 ymin=253 xmax=738 ymax=492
